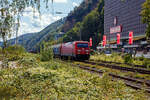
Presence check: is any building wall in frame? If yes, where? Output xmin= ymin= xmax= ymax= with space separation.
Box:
xmin=104 ymin=0 xmax=146 ymax=42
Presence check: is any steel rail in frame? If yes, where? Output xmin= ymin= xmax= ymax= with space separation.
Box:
xmin=90 ymin=59 xmax=146 ymax=68
xmin=84 ymin=61 xmax=150 ymax=74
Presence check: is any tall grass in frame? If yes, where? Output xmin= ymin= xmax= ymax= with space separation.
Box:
xmin=1 ymin=45 xmax=26 ymax=61
xmin=0 ymin=52 xmax=149 ymax=99
xmin=91 ymin=52 xmax=124 ymax=63
xmin=4 ymin=45 xmax=25 ymax=55
xmin=91 ymin=53 xmax=150 ymax=66
xmin=0 ymin=47 xmax=2 ymax=53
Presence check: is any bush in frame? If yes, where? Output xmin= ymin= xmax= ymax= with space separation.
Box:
xmin=18 ymin=56 xmax=38 ymax=67
xmin=90 ymin=49 xmax=99 ymax=55
xmin=7 ymin=55 xmax=22 ymax=61
xmin=123 ymin=54 xmax=133 ymax=64
xmin=4 ymin=45 xmax=25 ymax=54
xmin=143 ymin=58 xmax=150 ymax=68
xmin=138 ymin=55 xmax=145 ymax=61
xmin=3 ymin=45 xmax=26 ymax=61
xmin=40 ymin=43 xmax=53 ymax=61
xmin=0 ymin=47 xmax=2 ymax=54
xmin=0 ymin=47 xmax=3 ymax=60
xmin=0 ymin=84 xmax=17 ymax=99
xmin=1 ymin=58 xmax=9 ymax=68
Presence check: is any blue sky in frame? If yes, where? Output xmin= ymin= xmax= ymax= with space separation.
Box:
xmin=17 ymin=0 xmax=83 ymax=37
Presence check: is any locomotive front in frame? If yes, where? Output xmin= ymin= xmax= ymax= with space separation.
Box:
xmin=75 ymin=41 xmax=90 ymax=60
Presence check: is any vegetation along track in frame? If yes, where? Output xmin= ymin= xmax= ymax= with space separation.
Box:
xmin=90 ymin=59 xmax=147 ymax=69
xmin=73 ymin=63 xmax=150 ymax=93
xmin=84 ymin=61 xmax=150 ymax=74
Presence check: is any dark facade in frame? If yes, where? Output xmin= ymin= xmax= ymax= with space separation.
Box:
xmin=104 ymin=0 xmax=146 ymax=47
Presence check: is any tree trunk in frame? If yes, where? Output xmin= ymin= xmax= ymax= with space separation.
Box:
xmin=2 ymin=32 xmax=7 ymax=49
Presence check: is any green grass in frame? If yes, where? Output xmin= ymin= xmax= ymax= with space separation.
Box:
xmin=91 ymin=53 xmax=149 ymax=68
xmin=91 ymin=53 xmax=124 ymax=63
xmin=0 ymin=53 xmax=149 ymax=99
xmin=74 ymin=61 xmax=150 ymax=81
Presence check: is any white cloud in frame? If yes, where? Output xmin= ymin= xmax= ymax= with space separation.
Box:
xmin=18 ymin=7 xmax=61 ymax=35
xmin=53 ymin=0 xmax=67 ymax=3
xmin=72 ymin=2 xmax=79 ymax=7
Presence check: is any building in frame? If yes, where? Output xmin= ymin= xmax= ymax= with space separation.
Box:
xmin=104 ymin=0 xmax=148 ymax=53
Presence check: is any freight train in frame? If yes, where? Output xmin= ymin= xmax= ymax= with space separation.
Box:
xmin=52 ymin=41 xmax=90 ymax=60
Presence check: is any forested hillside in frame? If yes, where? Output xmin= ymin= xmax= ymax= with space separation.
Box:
xmin=63 ymin=0 xmax=104 ymax=49
xmin=6 ymin=18 xmax=65 ymax=51
xmin=61 ymin=0 xmax=99 ymax=33
xmin=8 ymin=33 xmax=35 ymax=46
xmin=24 ymin=18 xmax=65 ymax=51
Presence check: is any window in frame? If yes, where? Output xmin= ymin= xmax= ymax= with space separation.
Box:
xmin=77 ymin=43 xmax=88 ymax=48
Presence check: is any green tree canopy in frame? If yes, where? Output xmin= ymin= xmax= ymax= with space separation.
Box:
xmin=63 ymin=0 xmax=104 ymax=49
xmin=0 ymin=0 xmax=51 ymax=48
xmin=141 ymin=0 xmax=150 ymax=41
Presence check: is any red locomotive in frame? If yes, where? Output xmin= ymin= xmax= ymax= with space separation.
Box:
xmin=52 ymin=41 xmax=90 ymax=60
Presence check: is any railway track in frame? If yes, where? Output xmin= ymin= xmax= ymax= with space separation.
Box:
xmin=84 ymin=61 xmax=150 ymax=74
xmin=74 ymin=63 xmax=150 ymax=93
xmin=90 ymin=59 xmax=146 ymax=68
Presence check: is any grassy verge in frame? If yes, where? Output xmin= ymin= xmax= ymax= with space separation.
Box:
xmin=91 ymin=53 xmax=150 ymax=69
xmin=74 ymin=61 xmax=150 ymax=81
xmin=0 ymin=53 xmax=149 ymax=99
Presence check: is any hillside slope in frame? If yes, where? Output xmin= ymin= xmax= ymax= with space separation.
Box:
xmin=25 ymin=18 xmax=65 ymax=51
xmin=61 ymin=0 xmax=99 ymax=33
xmin=8 ymin=33 xmax=36 ymax=46
xmin=6 ymin=18 xmax=65 ymax=51
xmin=63 ymin=0 xmax=104 ymax=49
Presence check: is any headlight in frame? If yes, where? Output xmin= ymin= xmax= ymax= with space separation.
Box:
xmin=86 ymin=50 xmax=89 ymax=52
xmin=78 ymin=50 xmax=81 ymax=52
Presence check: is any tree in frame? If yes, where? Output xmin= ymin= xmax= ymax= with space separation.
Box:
xmin=0 ymin=0 xmax=51 ymax=48
xmin=81 ymin=0 xmax=104 ymax=49
xmin=62 ymin=0 xmax=104 ymax=49
xmin=63 ymin=22 xmax=81 ymax=42
xmin=141 ymin=0 xmax=150 ymax=42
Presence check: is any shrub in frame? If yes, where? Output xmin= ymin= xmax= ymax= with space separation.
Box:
xmin=40 ymin=43 xmax=53 ymax=61
xmin=1 ymin=58 xmax=9 ymax=68
xmin=138 ymin=55 xmax=145 ymax=61
xmin=90 ymin=50 xmax=99 ymax=55
xmin=111 ymin=52 xmax=117 ymax=57
xmin=43 ymin=62 xmax=58 ymax=70
xmin=123 ymin=54 xmax=133 ymax=64
xmin=0 ymin=84 xmax=17 ymax=99
xmin=18 ymin=56 xmax=38 ymax=67
xmin=143 ymin=58 xmax=150 ymax=68
xmin=0 ymin=47 xmax=2 ymax=54
xmin=7 ymin=55 xmax=21 ymax=61
xmin=4 ymin=45 xmax=25 ymax=55
xmin=3 ymin=45 xmax=26 ymax=61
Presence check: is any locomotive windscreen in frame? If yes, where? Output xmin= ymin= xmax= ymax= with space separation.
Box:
xmin=77 ymin=43 xmax=88 ymax=48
